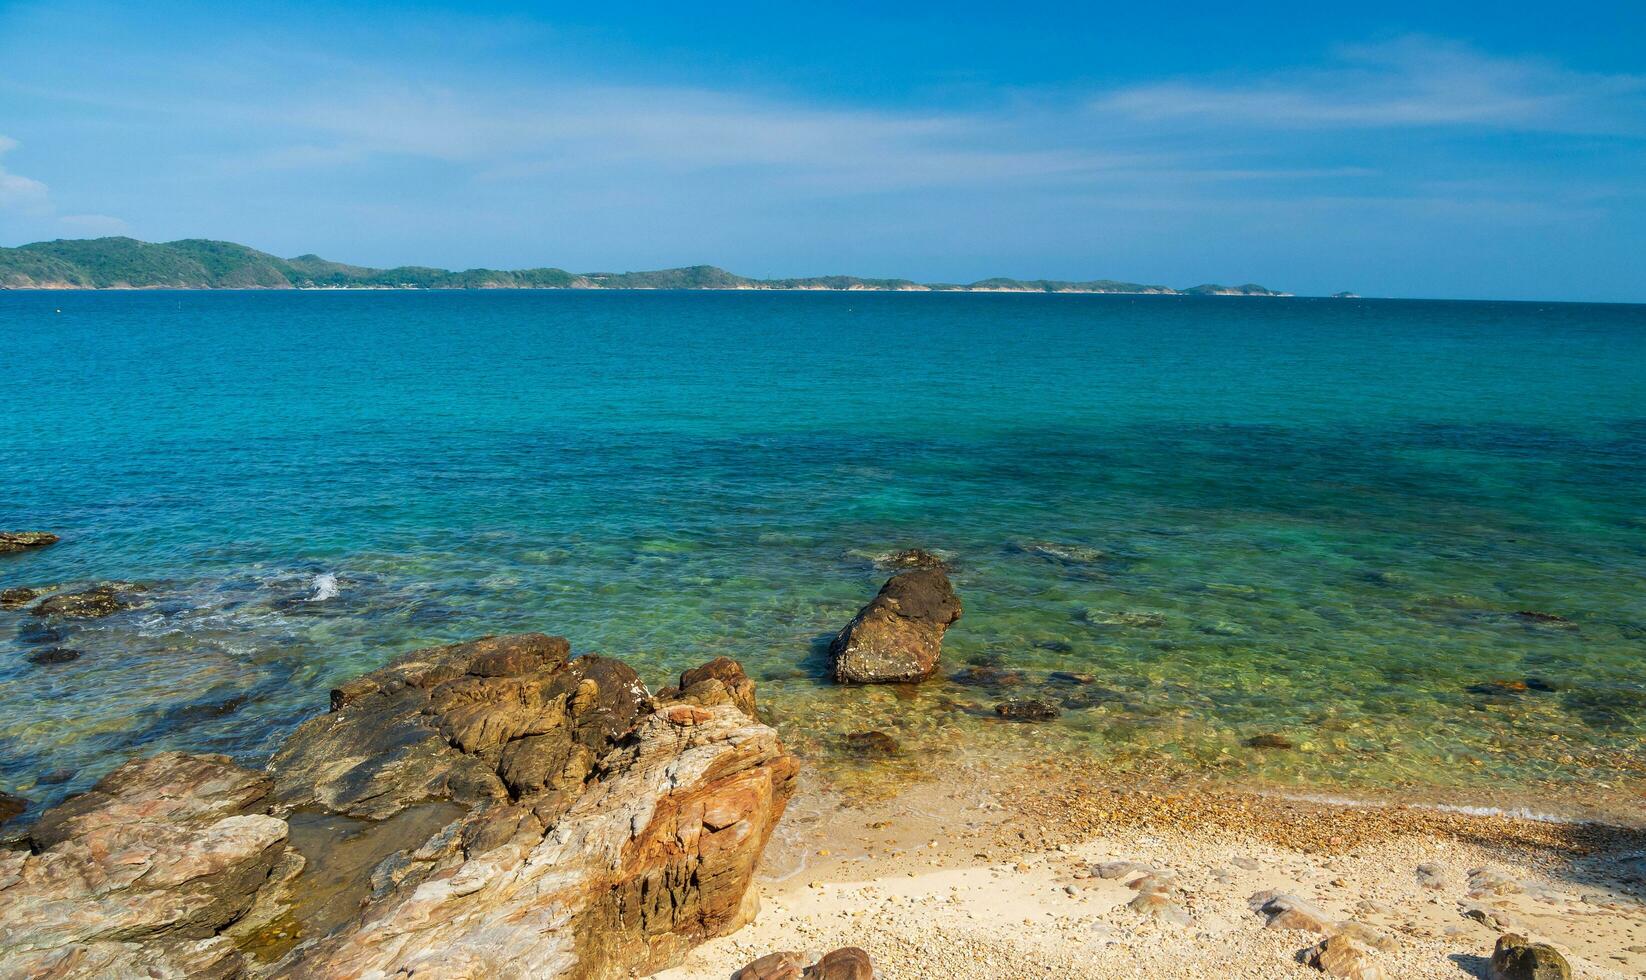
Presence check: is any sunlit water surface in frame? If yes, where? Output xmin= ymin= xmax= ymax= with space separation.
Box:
xmin=3 ymin=291 xmax=1643 ymax=821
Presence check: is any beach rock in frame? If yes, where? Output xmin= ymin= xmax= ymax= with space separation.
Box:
xmin=1489 ymin=934 xmax=1572 ymax=979
xmin=674 ymin=656 xmax=759 ymax=719
xmin=1096 ymin=860 xmax=1155 ymax=880
xmin=1251 ymin=890 xmax=1335 ymax=933
xmin=829 ymin=568 xmax=962 ymax=684
xmin=843 ymin=730 xmax=901 ymax=757
xmin=0 ymin=752 xmax=296 ymax=979
xmin=734 ymin=950 xmax=808 ymax=980
xmin=994 ymin=698 xmax=1061 ymax=721
xmin=1 ymin=585 xmax=49 ymax=608
xmin=270 ymin=633 xmax=646 ymax=820
xmin=804 ymin=947 xmax=876 ymax=979
xmin=1416 ymin=862 xmax=1447 ymax=890
xmin=29 ymin=583 xmax=144 ymax=619
xmin=0 ymin=531 xmax=58 ymax=555
xmin=1332 ymin=921 xmax=1398 ymax=953
xmin=1462 ymin=902 xmax=1518 ymax=932
xmin=1304 ymin=933 xmax=1387 ymax=980
xmin=270 ymin=657 xmax=800 ymax=978
xmin=25 ymin=646 xmax=80 ymax=665
xmin=0 ymin=790 xmax=26 ymax=826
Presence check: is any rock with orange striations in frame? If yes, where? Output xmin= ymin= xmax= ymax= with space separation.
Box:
xmin=268 ymin=660 xmax=798 ymax=979
xmin=830 ymin=568 xmax=962 ymax=683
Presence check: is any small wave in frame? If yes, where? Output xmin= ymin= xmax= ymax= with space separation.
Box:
xmin=309 ymin=573 xmax=340 ymax=602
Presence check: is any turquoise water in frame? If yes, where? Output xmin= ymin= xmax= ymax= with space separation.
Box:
xmin=3 ymin=291 xmax=1644 ymax=818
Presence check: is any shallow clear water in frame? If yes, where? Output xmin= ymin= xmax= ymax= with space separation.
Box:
xmin=2 ymin=291 xmax=1644 ymax=818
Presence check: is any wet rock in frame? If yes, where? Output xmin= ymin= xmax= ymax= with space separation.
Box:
xmin=1489 ymin=933 xmax=1572 ymax=979
xmin=1304 ymin=933 xmax=1387 ymax=980
xmin=0 ymin=752 xmax=297 ymax=979
xmin=842 ymin=730 xmax=901 ymax=757
xmin=1512 ymin=611 xmax=1575 ymax=628
xmin=1 ymin=585 xmax=50 ymax=608
xmin=0 ymin=531 xmax=58 ymax=555
xmin=30 ymin=583 xmax=144 ymax=619
xmin=25 ymin=646 xmax=80 ymax=665
xmin=1251 ymin=890 xmax=1335 ymax=933
xmin=952 ymin=664 xmax=1025 ymax=687
xmin=830 ymin=568 xmax=963 ymax=684
xmin=1246 ymin=733 xmax=1296 ymax=749
xmin=0 ymin=790 xmax=26 ymax=826
xmin=994 ymin=698 xmax=1061 ymax=721
xmin=875 ymin=548 xmax=949 ymax=571
xmin=271 ymin=633 xmax=645 ymax=820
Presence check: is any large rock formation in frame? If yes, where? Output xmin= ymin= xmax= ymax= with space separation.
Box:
xmin=268 ymin=633 xmax=798 ymax=978
xmin=0 ymin=633 xmax=799 ymax=980
xmin=0 ymin=752 xmax=301 ymax=979
xmin=829 ymin=568 xmax=962 ymax=683
xmin=29 ymin=582 xmax=145 ymax=619
xmin=0 ymin=532 xmax=58 ymax=555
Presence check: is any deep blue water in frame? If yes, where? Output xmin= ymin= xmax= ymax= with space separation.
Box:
xmin=3 ymin=291 xmax=1644 ymax=818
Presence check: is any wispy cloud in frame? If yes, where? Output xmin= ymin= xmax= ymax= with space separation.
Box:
xmin=0 ymin=135 xmax=52 ymax=214
xmin=1093 ymin=36 xmax=1646 ymax=133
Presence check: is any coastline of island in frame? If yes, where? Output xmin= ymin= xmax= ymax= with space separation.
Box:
xmin=0 ymin=236 xmax=1293 ymax=296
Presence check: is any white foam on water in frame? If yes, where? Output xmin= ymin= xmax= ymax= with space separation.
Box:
xmin=309 ymin=573 xmax=340 ymax=602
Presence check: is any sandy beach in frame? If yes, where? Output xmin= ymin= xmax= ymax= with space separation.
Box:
xmin=660 ymin=761 xmax=1646 ymax=979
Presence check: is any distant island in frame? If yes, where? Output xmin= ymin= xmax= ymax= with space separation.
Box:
xmin=0 ymin=237 xmax=1291 ymax=295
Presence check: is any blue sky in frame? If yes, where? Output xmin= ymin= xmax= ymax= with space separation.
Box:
xmin=1 ymin=1 xmax=1643 ymax=300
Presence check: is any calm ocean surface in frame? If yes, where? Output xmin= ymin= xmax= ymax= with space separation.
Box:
xmin=3 ymin=291 xmax=1644 ymax=819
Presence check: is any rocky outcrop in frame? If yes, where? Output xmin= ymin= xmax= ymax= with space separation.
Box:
xmin=734 ymin=948 xmax=877 ymax=980
xmin=829 ymin=568 xmax=962 ymax=684
xmin=0 ymin=532 xmax=58 ymax=555
xmin=270 ymin=639 xmax=798 ymax=979
xmin=0 ymin=752 xmax=300 ymax=979
xmin=1489 ymin=934 xmax=1572 ymax=979
xmin=0 ymin=635 xmax=798 ymax=980
xmin=29 ymin=583 xmax=144 ymax=619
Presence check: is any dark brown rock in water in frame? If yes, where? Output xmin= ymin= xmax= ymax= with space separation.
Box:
xmin=26 ymin=646 xmax=80 ymax=665
xmin=0 ymin=790 xmax=26 ymax=826
xmin=952 ymin=664 xmax=1025 ymax=687
xmin=30 ymin=583 xmax=143 ymax=619
xmin=0 ymin=532 xmax=58 ymax=555
xmin=830 ymin=568 xmax=963 ymax=684
xmin=0 ymin=752 xmax=298 ymax=979
xmin=1489 ymin=934 xmax=1572 ymax=979
xmin=995 ymin=698 xmax=1061 ymax=721
xmin=676 ymin=656 xmax=759 ymax=719
xmin=843 ymin=730 xmax=900 ymax=757
xmin=1 ymin=585 xmax=50 ymax=608
xmin=1247 ymin=733 xmax=1296 ymax=749
xmin=1512 ymin=610 xmax=1575 ymax=627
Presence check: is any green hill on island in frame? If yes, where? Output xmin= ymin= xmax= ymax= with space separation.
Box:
xmin=0 ymin=236 xmax=1289 ymax=295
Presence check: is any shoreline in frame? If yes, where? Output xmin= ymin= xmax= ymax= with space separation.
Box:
xmin=661 ymin=756 xmax=1646 ymax=978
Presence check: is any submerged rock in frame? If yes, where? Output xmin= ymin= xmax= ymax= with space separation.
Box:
xmin=0 ymin=752 xmax=299 ymax=978
xmin=25 ymin=646 xmax=80 ymax=665
xmin=875 ymin=548 xmax=949 ymax=571
xmin=0 ymin=531 xmax=58 ymax=555
xmin=0 ymin=790 xmax=26 ymax=827
xmin=1246 ymin=733 xmax=1296 ymax=750
xmin=994 ymin=698 xmax=1061 ymax=721
xmin=1489 ymin=933 xmax=1572 ymax=979
xmin=1 ymin=585 xmax=50 ymax=609
xmin=842 ymin=730 xmax=901 ymax=757
xmin=30 ymin=583 xmax=144 ymax=619
xmin=829 ymin=568 xmax=963 ymax=684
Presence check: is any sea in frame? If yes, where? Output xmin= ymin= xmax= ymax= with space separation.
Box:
xmin=3 ymin=290 xmax=1644 ymax=822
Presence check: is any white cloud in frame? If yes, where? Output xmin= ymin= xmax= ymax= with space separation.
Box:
xmin=0 ymin=135 xmax=52 ymax=214
xmin=1092 ymin=36 xmax=1646 ymax=133
xmin=0 ymin=134 xmax=129 ymax=236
